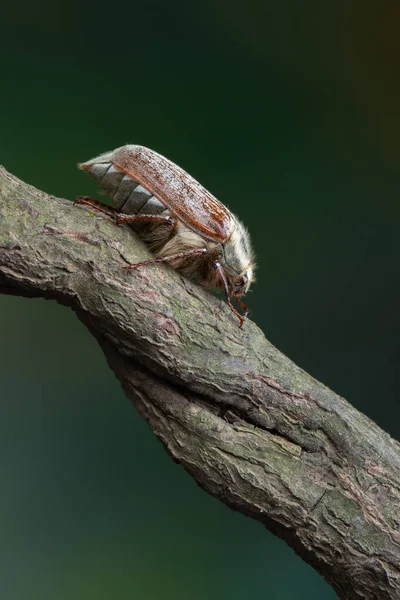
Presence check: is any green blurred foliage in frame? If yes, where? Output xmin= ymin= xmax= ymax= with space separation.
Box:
xmin=0 ymin=2 xmax=399 ymax=598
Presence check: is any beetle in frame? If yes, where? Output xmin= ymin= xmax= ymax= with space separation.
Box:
xmin=76 ymin=145 xmax=255 ymax=327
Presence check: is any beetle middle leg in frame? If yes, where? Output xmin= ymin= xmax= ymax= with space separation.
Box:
xmin=75 ymin=200 xmax=175 ymax=230
xmin=115 ymin=213 xmax=175 ymax=227
xmin=126 ymin=247 xmax=207 ymax=272
xmin=74 ymin=196 xmax=116 ymax=217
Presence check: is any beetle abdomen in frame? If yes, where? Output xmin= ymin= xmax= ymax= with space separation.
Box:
xmin=81 ymin=160 xmax=166 ymax=216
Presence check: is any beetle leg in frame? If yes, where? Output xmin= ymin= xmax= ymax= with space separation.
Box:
xmin=74 ymin=196 xmax=116 ymax=217
xmin=127 ymin=247 xmax=207 ymax=272
xmin=236 ymin=299 xmax=251 ymax=319
xmin=213 ymin=261 xmax=245 ymax=328
xmin=75 ymin=200 xmax=174 ymax=229
xmin=116 ymin=213 xmax=175 ymax=227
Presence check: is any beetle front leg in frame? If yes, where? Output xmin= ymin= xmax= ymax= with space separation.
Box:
xmin=213 ymin=261 xmax=245 ymax=328
xmin=236 ymin=299 xmax=251 ymax=320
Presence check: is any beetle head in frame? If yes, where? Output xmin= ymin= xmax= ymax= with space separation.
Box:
xmin=222 ymin=219 xmax=255 ymax=297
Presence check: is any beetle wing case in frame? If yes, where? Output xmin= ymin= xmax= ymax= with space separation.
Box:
xmin=80 ymin=145 xmax=235 ymax=243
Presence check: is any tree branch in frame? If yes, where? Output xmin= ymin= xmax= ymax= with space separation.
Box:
xmin=1 ymin=166 xmax=399 ymax=599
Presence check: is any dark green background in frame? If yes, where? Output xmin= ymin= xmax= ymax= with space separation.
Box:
xmin=1 ymin=2 xmax=399 ymax=599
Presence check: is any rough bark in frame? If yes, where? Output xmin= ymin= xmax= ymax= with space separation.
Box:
xmin=0 ymin=166 xmax=399 ymax=599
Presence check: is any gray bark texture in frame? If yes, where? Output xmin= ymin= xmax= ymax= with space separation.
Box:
xmin=0 ymin=166 xmax=399 ymax=599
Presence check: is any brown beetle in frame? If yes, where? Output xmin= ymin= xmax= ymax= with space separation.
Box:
xmin=77 ymin=145 xmax=255 ymax=327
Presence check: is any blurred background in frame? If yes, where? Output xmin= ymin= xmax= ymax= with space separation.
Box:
xmin=1 ymin=2 xmax=399 ymax=598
